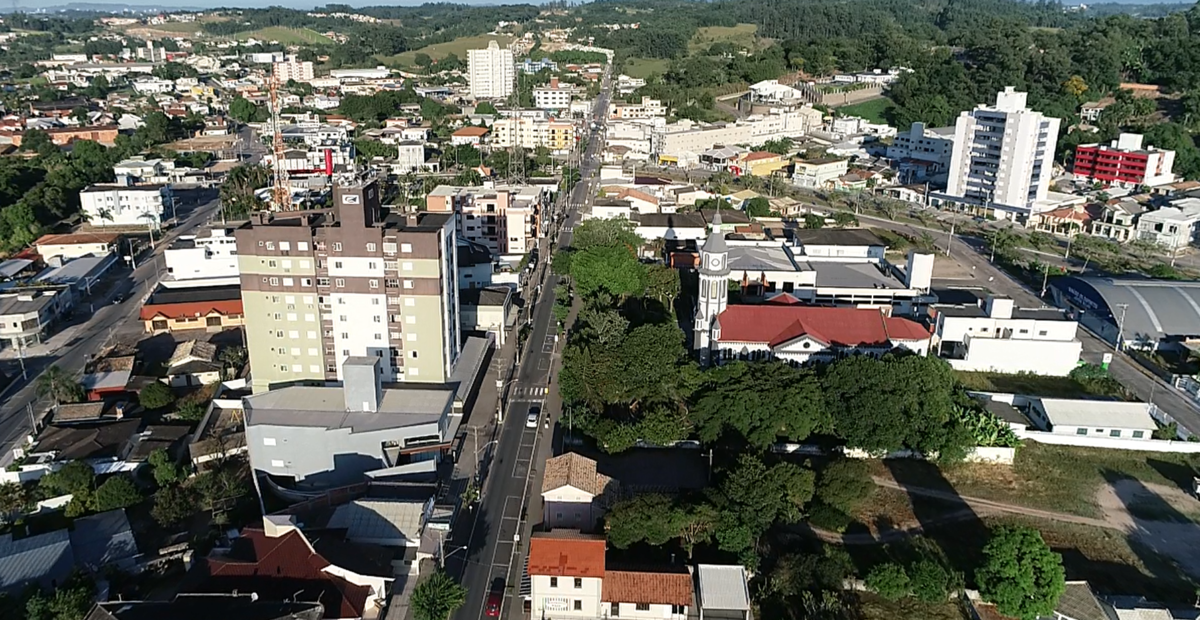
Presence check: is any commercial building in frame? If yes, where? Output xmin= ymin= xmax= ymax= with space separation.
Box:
xmin=0 ymin=287 xmax=73 ymax=349
xmin=936 ymin=87 xmax=1062 ymax=221
xmin=489 ymin=117 xmax=576 ymax=152
xmin=79 ymin=184 xmax=170 ymax=229
xmin=1026 ymin=398 xmax=1157 ymax=440
xmin=931 ymin=295 xmax=1083 ymax=376
xmin=244 ymin=357 xmax=457 ymax=487
xmin=426 ymin=183 xmax=549 ymax=256
xmin=520 ymin=58 xmax=558 ymax=74
xmin=274 ymin=55 xmax=315 ymax=83
xmin=609 ymin=97 xmax=665 ymax=120
xmin=139 ymin=285 xmax=245 ymax=334
xmin=1073 ymin=133 xmax=1176 ymax=189
xmin=1051 ymin=276 xmax=1200 ymax=351
xmin=533 ymin=78 xmax=573 ymax=110
xmin=886 ymin=122 xmax=955 ymax=179
xmin=236 ymin=178 xmax=461 ymax=392
xmin=164 ymin=227 xmax=239 ymax=286
xmin=468 ymin=40 xmax=515 ymax=99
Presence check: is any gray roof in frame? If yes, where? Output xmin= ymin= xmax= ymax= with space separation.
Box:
xmin=0 ymin=259 xmax=33 ymax=279
xmin=245 ymin=386 xmax=452 ymax=433
xmin=702 ymin=210 xmax=728 ymax=255
xmin=1054 ymin=276 xmax=1200 ymax=340
xmin=795 ymin=228 xmax=885 ymax=247
xmin=696 ymin=564 xmax=750 ymax=611
xmin=0 ymin=291 xmax=57 ymax=318
xmin=327 ymin=499 xmax=426 ymax=546
xmin=1053 ymin=582 xmax=1109 ymax=620
xmin=35 ymin=254 xmax=115 ymax=285
xmin=69 ymin=508 xmax=138 ymax=569
xmin=0 ymin=529 xmax=74 ymax=593
xmin=726 ymin=245 xmax=800 ymax=273
xmin=814 ymin=262 xmax=903 ymax=289
xmin=87 ymin=597 xmax=325 ymax=620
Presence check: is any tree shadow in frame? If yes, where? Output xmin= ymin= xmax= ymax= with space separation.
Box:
xmin=883 ymin=458 xmax=988 ymax=581
xmin=1146 ymin=458 xmax=1198 ymax=495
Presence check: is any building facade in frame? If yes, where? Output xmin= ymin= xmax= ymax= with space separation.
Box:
xmin=164 ymin=227 xmax=239 ymax=285
xmin=426 ymin=184 xmax=548 ymax=256
xmin=932 ymin=296 xmax=1083 ymax=376
xmin=236 ymin=178 xmax=461 ymax=392
xmin=886 ymin=122 xmax=955 ymax=173
xmin=80 ymin=184 xmax=170 ymax=228
xmin=1134 ymin=197 xmax=1200 ymax=250
xmin=273 ymin=56 xmax=315 ymax=82
xmin=468 ymin=40 xmax=515 ymax=99
xmin=489 ymin=118 xmax=576 ymax=152
xmin=940 ymin=87 xmax=1060 ymax=220
xmin=1073 ymin=133 xmax=1176 ymax=189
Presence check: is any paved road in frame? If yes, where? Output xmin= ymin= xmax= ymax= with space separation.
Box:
xmin=448 ymin=69 xmax=613 ymax=620
xmin=0 ymin=190 xmax=226 ymax=466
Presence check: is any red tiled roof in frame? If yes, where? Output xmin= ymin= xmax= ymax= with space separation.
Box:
xmin=741 ymin=151 xmax=778 ymax=162
xmin=139 ymin=299 xmax=243 ymax=321
xmin=716 ymin=305 xmax=929 ymax=348
xmin=36 ymin=232 xmax=121 ymax=246
xmin=528 ymin=532 xmax=606 ymax=578
xmin=603 ymin=570 xmax=693 ymax=607
xmin=203 ymin=529 xmax=371 ymax=620
xmin=452 ymin=126 xmax=489 ymax=137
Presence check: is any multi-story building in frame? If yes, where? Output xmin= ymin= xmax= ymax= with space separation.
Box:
xmin=609 ymin=96 xmax=665 ymax=120
xmin=0 ymin=287 xmax=73 ymax=349
xmin=792 ymin=157 xmax=849 ymax=189
xmin=520 ymin=57 xmax=558 ymax=74
xmin=1073 ymin=133 xmax=1177 ymax=189
xmin=886 ymin=122 xmax=955 ymax=177
xmin=236 ymin=178 xmax=461 ymax=392
xmin=1135 ymin=197 xmax=1200 ymax=251
xmin=1089 ymin=199 xmax=1147 ymax=243
xmin=273 ymin=55 xmax=315 ymax=83
xmin=79 ymin=184 xmax=170 ymax=229
xmin=937 ymin=87 xmax=1061 ymax=221
xmin=426 ymin=183 xmax=548 ymax=256
xmin=932 ymin=295 xmax=1083 ymax=376
xmin=394 ymin=141 xmax=425 ymax=174
xmin=533 ymin=77 xmax=573 ymax=110
xmin=113 ymin=157 xmax=183 ymax=186
xmin=164 ymin=227 xmax=240 ymax=286
xmin=468 ymin=40 xmax=515 ymax=99
xmin=489 ymin=118 xmax=576 ymax=152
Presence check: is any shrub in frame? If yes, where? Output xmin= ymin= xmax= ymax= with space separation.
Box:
xmin=865 ymin=562 xmax=910 ymax=600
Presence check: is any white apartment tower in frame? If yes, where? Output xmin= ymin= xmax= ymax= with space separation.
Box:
xmin=274 ymin=55 xmax=315 ymax=83
xmin=468 ymin=40 xmax=515 ymax=100
xmin=943 ymin=87 xmax=1061 ymax=220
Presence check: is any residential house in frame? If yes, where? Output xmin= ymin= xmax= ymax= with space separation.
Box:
xmin=1135 ymin=197 xmax=1200 ymax=251
xmin=35 ymin=232 xmax=120 ymax=262
xmin=0 ymin=509 xmax=139 ymax=593
xmin=165 ymin=340 xmax=223 ymax=387
xmin=0 ymin=287 xmax=74 ymax=349
xmin=601 ymin=569 xmax=692 ymax=620
xmin=1089 ymin=199 xmax=1147 ymax=243
xmin=163 ymin=228 xmax=240 ymax=287
xmin=1027 ymin=398 xmax=1157 ymax=440
xmin=528 ymin=531 xmax=607 ymax=620
xmin=1029 ymin=202 xmax=1098 ymax=236
xmin=792 ymin=157 xmax=848 ymax=189
xmin=1073 ymin=133 xmax=1176 ymax=189
xmin=1080 ymin=98 xmax=1115 ymax=123
xmin=140 ymin=285 xmax=245 ymax=333
xmin=540 ymin=452 xmax=620 ymax=531
xmin=79 ymin=184 xmax=170 ymax=229
xmin=695 ymin=565 xmax=752 ymax=620
xmin=735 ymin=151 xmax=788 ymax=177
xmin=80 ymin=354 xmax=135 ymax=401
xmin=451 ymin=126 xmax=489 ymax=147
xmin=931 ymin=295 xmax=1083 ymax=377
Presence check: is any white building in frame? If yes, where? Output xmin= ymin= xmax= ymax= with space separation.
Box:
xmin=394 ymin=141 xmax=425 ymax=174
xmin=610 ymin=97 xmax=665 ymax=120
xmin=468 ymin=40 xmax=515 ymax=99
xmin=792 ymin=158 xmax=849 ymax=189
xmin=540 ymin=453 xmax=618 ymax=532
xmin=933 ymin=295 xmax=1083 ymax=376
xmin=887 ymin=122 xmax=955 ymax=172
xmin=113 ymin=158 xmax=181 ymax=186
xmin=489 ymin=118 xmax=576 ymax=152
xmin=80 ymin=184 xmax=169 ymax=229
xmin=1135 ymin=197 xmax=1200 ymax=251
xmin=1027 ymin=398 xmax=1157 ymax=440
xmin=132 ymin=78 xmax=175 ymax=94
xmin=273 ymin=55 xmax=315 ymax=82
xmin=163 ymin=227 xmax=239 ymax=286
xmin=533 ymin=79 xmax=573 ymax=110
xmin=937 ymin=87 xmax=1062 ymax=221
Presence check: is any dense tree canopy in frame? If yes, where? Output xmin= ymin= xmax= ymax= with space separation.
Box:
xmin=976 ymin=526 xmax=1066 ymax=620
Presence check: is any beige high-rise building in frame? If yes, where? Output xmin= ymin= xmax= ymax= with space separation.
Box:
xmin=425 ymin=184 xmax=550 ymax=256
xmin=468 ymin=40 xmax=515 ymax=100
xmin=236 ymin=178 xmax=461 ymax=392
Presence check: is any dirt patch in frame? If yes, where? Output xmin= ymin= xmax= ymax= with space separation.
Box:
xmin=1098 ymin=479 xmax=1200 ymax=579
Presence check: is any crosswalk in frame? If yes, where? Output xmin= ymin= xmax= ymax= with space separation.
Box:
xmin=511 ymin=386 xmax=548 ymax=399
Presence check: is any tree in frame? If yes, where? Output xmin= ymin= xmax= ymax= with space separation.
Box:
xmin=413 ymin=52 xmax=433 ymax=68
xmin=220 ymin=164 xmax=270 ymax=218
xmin=571 ymin=244 xmax=645 ymax=298
xmin=866 ymin=563 xmax=910 ymax=600
xmin=0 ymin=482 xmax=29 ymax=520
xmin=643 ymin=264 xmax=680 ymax=305
xmin=176 ymin=400 xmax=208 ymax=422
xmin=25 ymin=576 xmax=94 ymax=620
xmin=219 ymin=345 xmax=248 ymax=379
xmin=909 ymin=558 xmax=955 ymax=603
xmin=710 ymin=454 xmax=815 ymax=565
xmin=606 ymin=493 xmax=687 ymax=549
xmin=1062 ymin=75 xmax=1089 ymax=99
xmin=139 ymin=381 xmax=175 ymax=410
xmin=744 ymin=196 xmax=772 ymax=218
xmin=148 ymin=448 xmax=183 ymax=487
xmin=976 ymin=526 xmax=1066 ymax=620
xmin=571 ymin=218 xmax=641 ymax=252
xmin=152 ymin=485 xmax=196 ymax=526
xmin=691 ymin=361 xmax=830 ymax=448
xmin=814 ymin=458 xmax=874 ymax=514
xmin=36 ymin=365 xmax=83 ymax=405
xmin=94 ymin=475 xmax=142 ymax=512
xmin=832 ymin=211 xmax=858 ymax=227
xmin=474 ymin=101 xmax=499 ymax=115
xmin=40 ymin=460 xmax=94 ymax=499
xmin=18 ymin=129 xmax=55 ymax=155
xmin=411 ymin=570 xmax=468 ymax=620
xmin=804 ymin=213 xmax=825 ymax=229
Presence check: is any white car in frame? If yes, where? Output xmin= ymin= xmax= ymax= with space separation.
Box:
xmin=526 ymin=407 xmax=541 ymax=428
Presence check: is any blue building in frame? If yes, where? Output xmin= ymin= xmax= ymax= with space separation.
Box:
xmin=520 ymin=57 xmax=558 ymax=74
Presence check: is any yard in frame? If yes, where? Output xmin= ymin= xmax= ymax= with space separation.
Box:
xmin=382 ymin=34 xmax=515 ymax=67
xmin=622 ymin=57 xmax=670 ymax=79
xmin=688 ymin=23 xmax=761 ymax=53
xmin=234 ymin=27 xmax=332 ymax=45
xmin=954 ymin=371 xmax=1101 ymax=398
xmin=835 ymin=97 xmax=897 ymax=124
xmin=857 ymin=592 xmax=967 ymax=620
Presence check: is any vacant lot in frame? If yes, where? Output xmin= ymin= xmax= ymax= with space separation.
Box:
xmin=955 ymin=371 xmax=1101 ymax=398
xmin=383 ymin=34 xmax=515 ymax=67
xmin=622 ymin=57 xmax=669 ymax=79
xmin=857 ymin=592 xmax=967 ymax=620
xmin=836 ymin=97 xmax=896 ymax=124
xmin=235 ymin=27 xmax=332 ymax=45
xmin=688 ymin=23 xmax=760 ymax=53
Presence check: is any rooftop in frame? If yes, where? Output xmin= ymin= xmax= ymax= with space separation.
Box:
xmin=716 ymin=305 xmax=931 ymax=348
xmin=459 ymin=285 xmax=511 ymax=307
xmin=144 ymin=284 xmax=242 ymax=306
xmin=35 ymin=254 xmax=115 ymax=286
xmin=244 ymin=385 xmax=453 ymax=433
xmin=527 ymin=530 xmax=606 ymax=578
xmin=795 ymin=228 xmax=885 ymax=247
xmin=541 ymin=452 xmax=618 ymax=497
xmin=0 ymin=529 xmax=73 ymax=593
xmin=32 ymin=419 xmax=141 ymax=461
xmin=813 ymin=261 xmax=905 ymax=290
xmin=86 ymin=596 xmax=325 ymax=620
xmin=327 ymin=499 xmax=426 ymax=546
xmin=0 ymin=290 xmax=59 ymax=317
xmin=696 ymin=564 xmax=751 ymax=611
xmin=602 ymin=569 xmax=693 ymax=607
xmin=35 ymin=232 xmax=121 ymax=247
xmin=1037 ymin=398 xmax=1157 ymax=430
xmin=726 ymin=245 xmax=801 ymax=273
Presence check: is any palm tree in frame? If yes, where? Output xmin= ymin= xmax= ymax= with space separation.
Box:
xmin=36 ymin=364 xmax=84 ymax=406
xmin=411 ymin=570 xmax=467 ymax=620
xmin=96 ymin=207 xmax=114 ymax=225
xmin=219 ymin=346 xmax=248 ymax=380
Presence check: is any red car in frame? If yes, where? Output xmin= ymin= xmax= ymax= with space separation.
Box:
xmin=486 ymin=590 xmax=502 ymax=617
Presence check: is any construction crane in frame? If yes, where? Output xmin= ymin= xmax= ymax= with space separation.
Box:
xmin=268 ymin=75 xmax=293 ymax=211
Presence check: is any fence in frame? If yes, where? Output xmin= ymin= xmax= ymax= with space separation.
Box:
xmin=1017 ymin=429 xmax=1200 ymax=453
xmin=772 ymin=443 xmax=1016 ymax=464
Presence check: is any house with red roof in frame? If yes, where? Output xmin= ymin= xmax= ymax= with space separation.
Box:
xmin=450 ymin=125 xmax=489 ymax=147
xmin=194 ymin=516 xmax=390 ymax=620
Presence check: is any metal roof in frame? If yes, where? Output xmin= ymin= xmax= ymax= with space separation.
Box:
xmin=696 ymin=564 xmax=750 ymax=611
xmin=0 ymin=529 xmax=74 ymax=593
xmin=1037 ymin=398 xmax=1157 ymax=430
xmin=1055 ymin=276 xmax=1200 ymax=340
xmin=327 ymin=499 xmax=426 ymax=546
xmin=69 ymin=508 xmax=138 ymax=570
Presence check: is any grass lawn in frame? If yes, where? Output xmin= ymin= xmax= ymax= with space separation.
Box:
xmin=235 ymin=27 xmax=332 ymax=45
xmin=688 ymin=23 xmax=760 ymax=53
xmin=856 ymin=592 xmax=967 ymax=620
xmin=622 ymin=57 xmax=669 ymax=79
xmin=873 ymin=442 xmax=1197 ymax=518
xmin=382 ymin=34 xmax=515 ymax=67
xmin=954 ymin=371 xmax=1102 ymax=398
xmin=146 ymin=21 xmax=204 ymax=34
xmin=835 ymin=97 xmax=897 ymax=124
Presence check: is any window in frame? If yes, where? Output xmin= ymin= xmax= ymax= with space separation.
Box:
xmin=372 ymin=298 xmax=380 ymax=305
xmin=574 ymin=601 xmax=583 ymax=611
xmin=317 ymin=278 xmax=330 ymax=287
xmin=266 ymin=241 xmax=275 ymax=250
xmin=401 ymin=242 xmax=413 ymax=253
xmin=368 ymin=262 xmax=378 ymax=270
xmin=334 ymin=261 xmax=343 ymax=269
xmin=370 ymin=279 xmax=380 ymax=289
xmin=339 ymin=315 xmax=348 ymax=322
xmin=550 ymin=578 xmax=558 ymax=588
xmin=1038 ymin=330 xmax=1048 ymax=336
xmin=611 ymin=604 xmax=620 ymax=617
xmin=635 ymin=604 xmax=650 ymax=611
xmin=374 ymin=316 xmax=382 ymax=323
xmin=367 ymin=243 xmax=377 ymax=252
xmin=403 ymin=280 xmax=414 ymax=289
xmin=573 ymin=578 xmax=582 ymax=589
xmin=341 ymin=332 xmax=349 ymax=339
xmin=1132 ymin=430 xmax=1145 ymax=438
xmin=271 ymin=459 xmax=285 ymax=468
xmin=335 ymin=278 xmax=346 ymax=288
xmin=267 ymin=260 xmax=277 ymax=268
xmin=283 ymin=278 xmax=294 ymax=286
xmin=302 ymin=278 xmax=312 ymax=287
xmin=388 ymin=296 xmax=402 ymax=305
xmin=280 ymin=241 xmax=290 ymax=251
xmin=386 ymin=279 xmax=400 ymax=288
xmin=405 ymin=298 xmax=416 ymax=307
xmin=374 ymin=333 xmax=383 ymax=340
xmin=273 ymin=313 xmax=282 ymax=320
xmin=279 ymin=365 xmax=288 ymax=372
xmin=1110 ymin=429 xmax=1122 ymax=437
xmin=263 ymin=438 xmax=277 ymax=446
xmin=269 ymin=277 xmax=279 ymax=286
xmin=333 ymin=242 xmax=342 ymax=251
xmin=1076 ymin=428 xmax=1088 ymax=435
xmin=384 ymin=242 xmax=397 ymax=254
xmin=298 ymin=241 xmax=309 ymax=251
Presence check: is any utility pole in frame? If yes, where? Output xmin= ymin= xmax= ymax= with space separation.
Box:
xmin=1040 ymin=260 xmax=1051 ymax=297
xmin=1114 ymin=303 xmax=1130 ymax=353
xmin=944 ymin=219 xmax=955 ymax=257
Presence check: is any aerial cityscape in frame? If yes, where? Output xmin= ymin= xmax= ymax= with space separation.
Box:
xmin=1 ymin=1 xmax=1200 ymax=620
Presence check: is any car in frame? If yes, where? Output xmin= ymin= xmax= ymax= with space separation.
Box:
xmin=486 ymin=579 xmax=505 ymax=617
xmin=111 ymin=294 xmax=125 ymax=305
xmin=526 ymin=410 xmax=539 ymax=428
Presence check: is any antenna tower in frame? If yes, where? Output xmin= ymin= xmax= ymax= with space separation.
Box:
xmin=507 ymin=46 xmax=524 ymax=184
xmin=268 ymin=76 xmax=293 ymax=211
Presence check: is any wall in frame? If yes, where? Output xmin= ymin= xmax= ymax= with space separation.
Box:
xmin=937 ymin=315 xmax=1079 ymax=344
xmin=823 ymin=85 xmax=884 ymax=106
xmin=602 ymin=602 xmax=687 ymax=620
xmin=531 ymin=575 xmax=603 ymax=619
xmin=948 ymin=337 xmax=1082 ymax=377
xmin=1018 ymin=429 xmax=1200 ymax=453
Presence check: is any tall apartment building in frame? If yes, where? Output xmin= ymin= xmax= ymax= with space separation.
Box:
xmin=274 ymin=55 xmax=315 ymax=83
xmin=426 ymin=184 xmax=549 ymax=256
xmin=236 ymin=179 xmax=461 ymax=392
xmin=939 ymin=87 xmax=1061 ymax=220
xmin=1073 ymin=133 xmax=1176 ymax=189
xmin=489 ymin=118 xmax=576 ymax=152
xmin=80 ymin=184 xmax=170 ymax=228
xmin=468 ymin=40 xmax=515 ymax=100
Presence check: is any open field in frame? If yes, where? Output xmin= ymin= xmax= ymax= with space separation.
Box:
xmin=622 ymin=57 xmax=669 ymax=79
xmin=382 ymin=34 xmax=515 ymax=67
xmin=144 ymin=21 xmax=204 ymax=34
xmin=688 ymin=23 xmax=761 ymax=53
xmin=835 ymin=97 xmax=896 ymax=124
xmin=235 ymin=27 xmax=332 ymax=45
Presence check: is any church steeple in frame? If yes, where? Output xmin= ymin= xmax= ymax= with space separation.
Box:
xmin=694 ymin=209 xmax=730 ymax=365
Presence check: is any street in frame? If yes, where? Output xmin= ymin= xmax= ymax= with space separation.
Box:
xmin=0 ymin=188 xmax=226 ymax=466
xmin=447 ymin=67 xmax=613 ymax=620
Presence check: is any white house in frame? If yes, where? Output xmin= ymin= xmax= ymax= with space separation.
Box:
xmin=792 ymin=158 xmax=849 ymax=189
xmin=601 ymin=570 xmax=692 ymax=620
xmin=395 ymin=141 xmax=425 ymax=174
xmin=80 ymin=184 xmax=169 ymax=229
xmin=529 ymin=531 xmax=607 ymax=620
xmin=933 ymin=295 xmax=1083 ymax=376
xmin=1028 ymin=398 xmax=1157 ymax=440
xmin=163 ymin=227 xmax=239 ymax=286
xmin=164 ymin=340 xmax=222 ymax=387
xmin=540 ymin=453 xmax=619 ymax=532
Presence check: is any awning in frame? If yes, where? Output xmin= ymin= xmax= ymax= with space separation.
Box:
xmin=657 ymin=155 xmax=678 ymax=164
